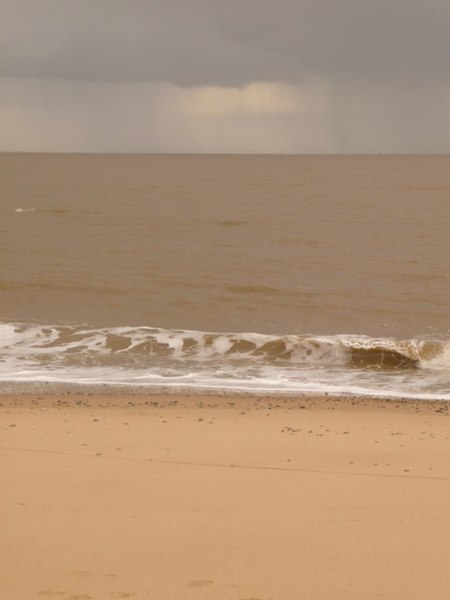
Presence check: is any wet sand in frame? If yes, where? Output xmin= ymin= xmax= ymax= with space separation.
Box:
xmin=1 ymin=392 xmax=450 ymax=600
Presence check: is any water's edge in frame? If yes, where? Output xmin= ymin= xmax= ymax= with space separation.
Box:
xmin=1 ymin=381 xmax=450 ymax=409
xmin=1 ymin=323 xmax=450 ymax=401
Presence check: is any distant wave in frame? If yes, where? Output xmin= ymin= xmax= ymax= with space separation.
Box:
xmin=14 ymin=207 xmax=71 ymax=215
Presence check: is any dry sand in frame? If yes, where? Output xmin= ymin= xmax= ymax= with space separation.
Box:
xmin=1 ymin=391 xmax=450 ymax=600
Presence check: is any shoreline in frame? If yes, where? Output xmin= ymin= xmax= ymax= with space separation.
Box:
xmin=1 ymin=379 xmax=450 ymax=407
xmin=1 ymin=391 xmax=450 ymax=417
xmin=2 ymin=390 xmax=450 ymax=599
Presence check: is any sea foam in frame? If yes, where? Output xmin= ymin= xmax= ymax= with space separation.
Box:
xmin=0 ymin=322 xmax=449 ymax=400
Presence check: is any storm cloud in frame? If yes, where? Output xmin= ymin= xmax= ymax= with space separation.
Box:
xmin=1 ymin=0 xmax=450 ymax=152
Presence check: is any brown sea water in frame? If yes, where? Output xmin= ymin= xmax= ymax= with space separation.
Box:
xmin=1 ymin=153 xmax=450 ymax=397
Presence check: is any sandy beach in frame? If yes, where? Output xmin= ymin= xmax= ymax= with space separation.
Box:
xmin=1 ymin=391 xmax=450 ymax=600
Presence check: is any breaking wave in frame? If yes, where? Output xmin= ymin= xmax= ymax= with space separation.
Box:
xmin=0 ymin=322 xmax=449 ymax=399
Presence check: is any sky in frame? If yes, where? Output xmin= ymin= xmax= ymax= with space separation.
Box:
xmin=1 ymin=0 xmax=450 ymax=153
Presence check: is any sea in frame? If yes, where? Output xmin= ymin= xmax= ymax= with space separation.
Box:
xmin=1 ymin=153 xmax=450 ymax=400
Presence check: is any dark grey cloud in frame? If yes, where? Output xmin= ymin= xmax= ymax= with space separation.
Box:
xmin=2 ymin=0 xmax=450 ymax=154
xmin=1 ymin=0 xmax=450 ymax=86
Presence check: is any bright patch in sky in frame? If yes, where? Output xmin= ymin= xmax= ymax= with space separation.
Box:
xmin=171 ymin=81 xmax=329 ymax=116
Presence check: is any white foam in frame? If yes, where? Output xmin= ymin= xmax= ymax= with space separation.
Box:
xmin=0 ymin=365 xmax=448 ymax=401
xmin=1 ymin=322 xmax=450 ymax=400
xmin=421 ymin=342 xmax=450 ymax=371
